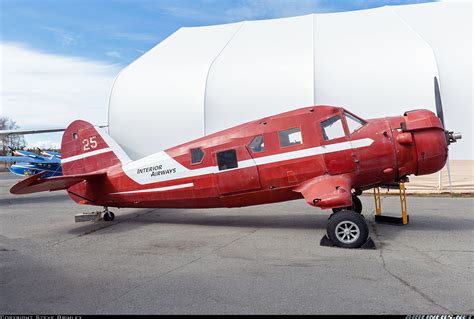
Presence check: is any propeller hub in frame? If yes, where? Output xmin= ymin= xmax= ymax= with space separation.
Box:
xmin=447 ymin=131 xmax=462 ymax=144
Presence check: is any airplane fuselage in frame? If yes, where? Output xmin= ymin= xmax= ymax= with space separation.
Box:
xmin=64 ymin=106 xmax=447 ymax=210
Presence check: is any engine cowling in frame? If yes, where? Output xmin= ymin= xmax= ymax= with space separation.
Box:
xmin=402 ymin=110 xmax=448 ymax=176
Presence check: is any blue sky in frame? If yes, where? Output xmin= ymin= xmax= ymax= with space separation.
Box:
xmin=1 ymin=0 xmax=438 ymax=149
xmin=1 ymin=0 xmax=437 ymax=66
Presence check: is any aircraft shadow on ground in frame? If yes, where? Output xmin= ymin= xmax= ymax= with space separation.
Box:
xmin=67 ymin=209 xmax=329 ymax=235
xmin=67 ymin=208 xmax=474 ymax=237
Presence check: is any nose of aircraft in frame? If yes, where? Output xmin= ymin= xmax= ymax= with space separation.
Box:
xmin=391 ymin=77 xmax=462 ymax=176
xmin=413 ymin=126 xmax=449 ymax=176
xmin=402 ymin=109 xmax=449 ymax=176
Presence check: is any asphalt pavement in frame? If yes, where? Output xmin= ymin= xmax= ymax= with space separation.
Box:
xmin=0 ymin=172 xmax=472 ymax=315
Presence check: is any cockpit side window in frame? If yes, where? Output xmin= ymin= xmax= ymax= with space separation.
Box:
xmin=321 ymin=115 xmax=346 ymax=141
xmin=191 ymin=147 xmax=204 ymax=164
xmin=344 ymin=111 xmax=366 ymax=133
xmin=249 ymin=135 xmax=265 ymax=153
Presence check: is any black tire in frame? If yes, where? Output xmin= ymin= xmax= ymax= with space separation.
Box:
xmin=327 ymin=210 xmax=369 ymax=248
xmin=332 ymin=195 xmax=363 ymax=214
xmin=352 ymin=196 xmax=362 ymax=214
xmin=103 ymin=212 xmax=115 ymax=221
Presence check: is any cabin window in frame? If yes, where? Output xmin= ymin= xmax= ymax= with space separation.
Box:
xmin=321 ymin=115 xmax=345 ymax=141
xmin=279 ymin=128 xmax=302 ymax=147
xmin=217 ymin=149 xmax=238 ymax=171
xmin=191 ymin=147 xmax=204 ymax=164
xmin=249 ymin=135 xmax=265 ymax=152
xmin=344 ymin=111 xmax=366 ymax=133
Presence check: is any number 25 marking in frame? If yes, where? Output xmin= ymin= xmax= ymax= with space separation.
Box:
xmin=83 ymin=136 xmax=98 ymax=151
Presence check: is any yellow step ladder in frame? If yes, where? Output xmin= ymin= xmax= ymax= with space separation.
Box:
xmin=374 ymin=183 xmax=409 ymax=225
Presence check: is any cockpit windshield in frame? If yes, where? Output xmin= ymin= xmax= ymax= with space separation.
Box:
xmin=344 ymin=111 xmax=366 ymax=133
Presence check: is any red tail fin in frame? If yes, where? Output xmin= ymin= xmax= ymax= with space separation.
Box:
xmin=10 ymin=121 xmax=130 ymax=196
xmin=61 ymin=120 xmax=131 ymax=175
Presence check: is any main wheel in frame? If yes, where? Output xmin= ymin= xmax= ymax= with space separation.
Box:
xmin=103 ymin=211 xmax=115 ymax=221
xmin=327 ymin=210 xmax=369 ymax=248
xmin=332 ymin=195 xmax=363 ymax=214
xmin=352 ymin=196 xmax=362 ymax=214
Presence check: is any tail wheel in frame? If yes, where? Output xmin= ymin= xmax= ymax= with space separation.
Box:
xmin=332 ymin=195 xmax=362 ymax=214
xmin=327 ymin=210 xmax=369 ymax=248
xmin=103 ymin=211 xmax=115 ymax=222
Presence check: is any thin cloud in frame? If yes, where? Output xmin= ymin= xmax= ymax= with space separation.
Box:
xmin=83 ymin=25 xmax=162 ymax=43
xmin=0 ymin=42 xmax=121 ymax=146
xmin=40 ymin=25 xmax=81 ymax=46
xmin=111 ymin=31 xmax=161 ymax=43
xmin=146 ymin=0 xmax=329 ymax=23
xmin=224 ymin=0 xmax=325 ymax=20
xmin=145 ymin=0 xmax=437 ymax=23
xmin=106 ymin=50 xmax=122 ymax=59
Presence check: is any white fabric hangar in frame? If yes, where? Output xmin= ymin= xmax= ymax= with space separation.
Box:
xmin=108 ymin=2 xmax=472 ymax=170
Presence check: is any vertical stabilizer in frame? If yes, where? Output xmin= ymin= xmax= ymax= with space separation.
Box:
xmin=61 ymin=120 xmax=131 ymax=175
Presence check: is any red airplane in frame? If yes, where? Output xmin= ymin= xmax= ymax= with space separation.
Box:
xmin=10 ymin=78 xmax=460 ymax=248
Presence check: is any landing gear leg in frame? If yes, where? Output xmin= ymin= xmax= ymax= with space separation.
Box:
xmin=332 ymin=195 xmax=363 ymax=214
xmin=102 ymin=207 xmax=115 ymax=222
xmin=320 ymin=209 xmax=375 ymax=249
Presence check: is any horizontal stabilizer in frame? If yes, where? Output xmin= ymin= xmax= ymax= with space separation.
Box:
xmin=10 ymin=171 xmax=106 ymax=195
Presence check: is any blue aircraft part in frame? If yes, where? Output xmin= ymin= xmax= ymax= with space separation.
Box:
xmin=9 ymin=163 xmax=63 ymax=178
xmin=1 ymin=150 xmax=63 ymax=177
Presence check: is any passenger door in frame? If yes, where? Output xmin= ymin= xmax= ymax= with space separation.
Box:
xmin=215 ymin=146 xmax=261 ymax=195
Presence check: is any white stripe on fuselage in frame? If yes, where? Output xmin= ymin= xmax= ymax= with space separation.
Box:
xmin=110 ymin=182 xmax=194 ymax=195
xmin=122 ymin=138 xmax=374 ymax=185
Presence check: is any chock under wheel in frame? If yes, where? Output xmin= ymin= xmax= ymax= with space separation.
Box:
xmin=320 ymin=234 xmax=376 ymax=249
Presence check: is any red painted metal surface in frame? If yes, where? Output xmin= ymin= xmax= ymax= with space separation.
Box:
xmin=11 ymin=105 xmax=448 ymax=213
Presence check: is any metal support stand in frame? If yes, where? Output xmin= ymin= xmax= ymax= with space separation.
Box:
xmin=75 ymin=211 xmax=102 ymax=223
xmin=74 ymin=207 xmax=110 ymax=223
xmin=399 ymin=183 xmax=408 ymax=225
xmin=374 ymin=183 xmax=409 ymax=225
xmin=374 ymin=187 xmax=382 ymax=216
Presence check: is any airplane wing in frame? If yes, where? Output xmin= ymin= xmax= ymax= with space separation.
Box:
xmin=0 ymin=125 xmax=107 ymax=136
xmin=46 ymin=156 xmax=62 ymax=164
xmin=37 ymin=155 xmax=61 ymax=164
xmin=293 ymin=175 xmax=352 ymax=210
xmin=0 ymin=128 xmax=66 ymax=136
xmin=41 ymin=151 xmax=61 ymax=158
xmin=0 ymin=156 xmax=51 ymax=164
xmin=12 ymin=149 xmax=41 ymax=158
xmin=10 ymin=171 xmax=106 ymax=195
